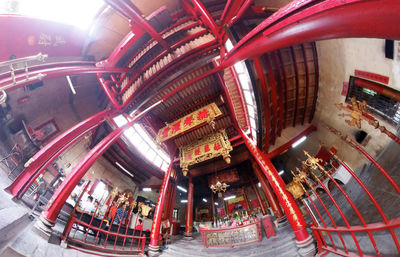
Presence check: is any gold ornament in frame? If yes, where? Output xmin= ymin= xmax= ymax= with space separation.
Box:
xmin=179 ymin=129 xmax=233 ymax=175
xmin=335 ymin=97 xmax=400 ymax=144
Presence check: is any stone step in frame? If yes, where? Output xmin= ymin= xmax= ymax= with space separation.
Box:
xmin=0 ymin=206 xmax=31 ymax=253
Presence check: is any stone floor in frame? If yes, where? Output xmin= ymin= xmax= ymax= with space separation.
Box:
xmin=159 ymin=224 xmax=302 ymax=257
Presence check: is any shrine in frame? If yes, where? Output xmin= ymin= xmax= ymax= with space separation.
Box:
xmin=0 ymin=1 xmax=399 ymax=257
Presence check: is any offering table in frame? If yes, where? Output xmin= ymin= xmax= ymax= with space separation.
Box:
xmin=199 ymin=220 xmax=262 ymax=248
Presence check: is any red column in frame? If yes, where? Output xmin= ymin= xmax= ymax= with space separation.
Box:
xmin=34 ymin=101 xmax=162 ymax=236
xmin=184 ymin=175 xmax=194 ymax=238
xmin=148 ymin=161 xmax=174 ymax=254
xmin=241 ymin=131 xmax=311 ymax=244
xmin=163 ymin=183 xmax=172 ymax=220
xmin=251 ymin=159 xmax=285 ymax=219
xmin=168 ymin=184 xmax=177 ymax=220
xmin=5 ymin=109 xmax=110 ymax=198
xmin=211 ymin=192 xmax=216 ymax=224
xmin=250 ymin=179 xmax=266 ymax=215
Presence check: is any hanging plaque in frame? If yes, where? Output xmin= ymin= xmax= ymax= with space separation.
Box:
xmin=179 ymin=129 xmax=233 ymax=175
xmin=157 ymin=102 xmax=222 ymax=142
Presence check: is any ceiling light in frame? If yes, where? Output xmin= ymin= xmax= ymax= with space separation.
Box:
xmin=142 ymin=188 xmax=152 ymax=192
xmin=224 ymin=195 xmax=236 ymax=201
xmin=278 ymin=170 xmax=285 ymax=175
xmin=214 ymin=202 xmax=218 ymax=206
xmin=181 ymin=199 xmax=188 ymax=203
xmin=258 ymin=182 xmax=261 ymax=188
xmin=202 ymin=198 xmax=207 ymax=203
xmin=115 ymin=162 xmax=134 ymax=177
xmin=292 ymin=136 xmax=307 ymax=148
xmin=177 ymin=186 xmax=187 ymax=193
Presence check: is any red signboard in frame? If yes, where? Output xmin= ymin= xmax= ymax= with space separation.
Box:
xmin=0 ymin=15 xmax=85 ymax=61
xmin=262 ymin=215 xmax=276 ymax=238
xmin=354 ymin=70 xmax=389 ymax=85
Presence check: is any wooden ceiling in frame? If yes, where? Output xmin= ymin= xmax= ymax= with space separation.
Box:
xmin=88 ymin=0 xmax=319 ymax=185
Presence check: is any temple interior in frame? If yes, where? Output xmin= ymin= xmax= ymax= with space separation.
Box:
xmin=0 ymin=0 xmax=399 ymax=257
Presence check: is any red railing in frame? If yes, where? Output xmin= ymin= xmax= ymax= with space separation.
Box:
xmin=63 ymin=211 xmax=146 ymax=255
xmin=297 ymin=146 xmax=400 ymax=257
xmin=62 ymin=186 xmax=146 ymax=255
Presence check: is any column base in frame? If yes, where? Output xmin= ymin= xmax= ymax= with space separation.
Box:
xmin=274 ymin=216 xmax=288 ymax=228
xmin=296 ymin=235 xmax=316 ymax=257
xmin=147 ymin=244 xmax=161 ymax=257
xmin=183 ymin=233 xmax=193 ymax=240
xmin=33 ymin=215 xmax=55 ymax=240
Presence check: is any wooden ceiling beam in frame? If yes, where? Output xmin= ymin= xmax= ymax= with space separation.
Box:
xmin=290 ymin=46 xmax=300 ymax=127
xmin=264 ymin=53 xmax=278 ymax=145
xmin=309 ymin=42 xmax=319 ymax=123
xmin=164 ymin=89 xmax=221 ymax=123
xmin=277 ymin=49 xmax=288 ymax=129
xmin=301 ymin=44 xmax=310 ymax=125
xmin=253 ymin=56 xmax=270 ymax=152
xmin=190 ymin=149 xmax=250 ymax=177
xmin=107 ymin=146 xmax=149 ymax=181
xmin=102 ymin=151 xmax=142 ymax=185
xmin=272 ymin=51 xmax=284 ymax=137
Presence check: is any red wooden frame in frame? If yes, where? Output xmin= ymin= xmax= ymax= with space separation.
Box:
xmin=290 ymin=46 xmax=299 ymax=127
xmin=264 ymin=54 xmax=278 ymax=145
xmin=300 ymin=44 xmax=309 ymax=125
xmin=253 ymin=56 xmax=270 ymax=152
xmin=34 ymin=118 xmax=60 ymax=143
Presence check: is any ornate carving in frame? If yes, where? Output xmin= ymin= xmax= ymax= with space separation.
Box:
xmin=179 ymin=129 xmax=233 ymax=176
xmin=336 ymin=97 xmax=400 ymax=145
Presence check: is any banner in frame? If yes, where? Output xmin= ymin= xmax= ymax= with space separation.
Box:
xmin=157 ymin=102 xmax=222 ymax=142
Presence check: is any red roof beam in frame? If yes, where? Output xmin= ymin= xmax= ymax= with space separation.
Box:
xmin=277 ymin=49 xmax=288 ymax=129
xmin=136 ymin=66 xmax=221 ymax=117
xmin=228 ymin=0 xmax=254 ymax=27
xmin=290 ymin=46 xmax=300 ymax=127
xmin=300 ymin=44 xmax=310 ymax=125
xmin=187 ymin=0 xmax=221 ymax=42
xmin=264 ymin=53 xmax=278 ymax=145
xmin=271 ymin=51 xmax=284 ymax=136
xmin=0 ymin=62 xmax=131 ymax=92
xmin=309 ymin=42 xmax=319 ymax=123
xmin=253 ymin=56 xmax=270 ymax=152
xmin=120 ymin=29 xmax=210 ymax=96
xmin=121 ymin=41 xmax=219 ymax=108
xmin=105 ymin=0 xmax=170 ymax=51
xmin=266 ymin=124 xmax=316 ymax=159
xmin=220 ymin=0 xmax=400 ymax=69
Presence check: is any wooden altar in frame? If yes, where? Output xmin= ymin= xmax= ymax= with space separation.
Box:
xmin=199 ymin=220 xmax=262 ymax=248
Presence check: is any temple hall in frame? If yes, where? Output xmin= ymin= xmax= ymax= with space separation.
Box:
xmin=0 ymin=0 xmax=399 ymax=257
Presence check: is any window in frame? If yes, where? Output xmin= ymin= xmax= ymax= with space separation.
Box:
xmin=112 ymin=115 xmax=171 ymax=172
xmin=0 ymin=0 xmax=104 ymax=30
xmin=347 ymin=76 xmax=400 ymax=126
xmin=226 ymin=40 xmax=259 ymax=142
xmin=92 ymin=181 xmax=109 ymax=203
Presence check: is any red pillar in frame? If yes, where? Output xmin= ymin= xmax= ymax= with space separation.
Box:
xmin=163 ymin=183 xmax=172 ymax=220
xmin=34 ymin=102 xmax=162 ymax=236
xmin=250 ymin=179 xmax=266 ymax=215
xmin=211 ymin=192 xmax=216 ymax=224
xmin=241 ymin=131 xmax=312 ymax=247
xmin=5 ymin=109 xmax=110 ymax=199
xmin=251 ymin=159 xmax=285 ymax=219
xmin=184 ymin=175 xmax=194 ymax=238
xmin=148 ymin=161 xmax=174 ymax=255
xmin=168 ymin=184 xmax=177 ymax=220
